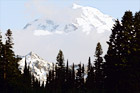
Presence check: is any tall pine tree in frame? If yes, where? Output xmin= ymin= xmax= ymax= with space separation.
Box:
xmin=56 ymin=50 xmax=65 ymax=93
xmin=94 ymin=42 xmax=104 ymax=92
xmin=104 ymin=11 xmax=140 ymax=93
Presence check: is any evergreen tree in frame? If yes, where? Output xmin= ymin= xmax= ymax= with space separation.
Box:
xmin=51 ymin=63 xmax=55 ymax=81
xmin=86 ymin=65 xmax=95 ymax=93
xmin=133 ymin=11 xmax=140 ymax=67
xmin=0 ymin=32 xmax=2 ymax=57
xmin=81 ymin=64 xmax=85 ymax=90
xmin=56 ymin=50 xmax=65 ymax=93
xmin=64 ymin=60 xmax=71 ymax=92
xmin=47 ymin=70 xmax=52 ymax=92
xmin=5 ymin=29 xmax=15 ymax=60
xmin=94 ymin=42 xmax=104 ymax=92
xmin=104 ymin=11 xmax=140 ymax=93
xmin=134 ymin=11 xmax=140 ymax=53
xmin=0 ymin=29 xmax=21 ymax=92
xmin=0 ymin=32 xmax=5 ymax=92
xmin=23 ymin=60 xmax=32 ymax=92
xmin=56 ymin=50 xmax=65 ymax=68
xmin=54 ymin=64 xmax=58 ymax=93
xmin=33 ymin=78 xmax=40 ymax=93
xmin=1 ymin=38 xmax=8 ymax=92
xmin=5 ymin=29 xmax=22 ymax=92
xmin=86 ymin=57 xmax=95 ymax=92
xmin=129 ymin=11 xmax=140 ymax=92
xmin=76 ymin=63 xmax=82 ymax=91
xmin=104 ymin=19 xmax=125 ymax=92
xmin=122 ymin=11 xmax=134 ymax=55
xmin=87 ymin=57 xmax=92 ymax=72
xmin=65 ymin=60 xmax=69 ymax=82
xmin=75 ymin=63 xmax=85 ymax=92
xmin=71 ymin=63 xmax=75 ymax=92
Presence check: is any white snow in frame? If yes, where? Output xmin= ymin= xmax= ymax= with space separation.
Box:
xmin=14 ymin=3 xmax=115 ymax=65
xmin=23 ymin=3 xmax=114 ymax=36
xmin=18 ymin=51 xmax=53 ymax=84
xmin=14 ymin=3 xmax=116 ymax=84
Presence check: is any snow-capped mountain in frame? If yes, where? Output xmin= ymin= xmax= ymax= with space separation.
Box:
xmin=18 ymin=52 xmax=88 ymax=83
xmin=23 ymin=19 xmax=78 ymax=34
xmin=23 ymin=3 xmax=114 ymax=35
xmin=18 ymin=52 xmax=53 ymax=83
xmin=14 ymin=3 xmax=115 ymax=65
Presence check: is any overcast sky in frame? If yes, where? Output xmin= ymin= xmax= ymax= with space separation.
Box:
xmin=0 ymin=0 xmax=140 ymax=32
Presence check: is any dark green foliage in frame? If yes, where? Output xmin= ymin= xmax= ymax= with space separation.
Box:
xmin=129 ymin=11 xmax=140 ymax=92
xmin=56 ymin=50 xmax=65 ymax=68
xmin=63 ymin=60 xmax=72 ymax=92
xmin=104 ymin=11 xmax=140 ymax=93
xmin=0 ymin=29 xmax=22 ymax=92
xmin=76 ymin=63 xmax=82 ymax=89
xmin=71 ymin=63 xmax=75 ymax=91
xmin=75 ymin=63 xmax=85 ymax=92
xmin=94 ymin=42 xmax=104 ymax=92
xmin=56 ymin=50 xmax=65 ymax=92
xmin=87 ymin=57 xmax=92 ymax=71
xmin=86 ymin=57 xmax=94 ymax=89
xmin=22 ymin=60 xmax=32 ymax=90
xmin=86 ymin=65 xmax=95 ymax=93
xmin=0 ymin=32 xmax=5 ymax=92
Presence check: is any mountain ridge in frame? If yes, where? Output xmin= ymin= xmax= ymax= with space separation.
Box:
xmin=23 ymin=3 xmax=115 ymax=36
xmin=18 ymin=51 xmax=54 ymax=83
xmin=14 ymin=3 xmax=115 ymax=65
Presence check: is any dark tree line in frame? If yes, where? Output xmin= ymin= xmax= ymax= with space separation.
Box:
xmin=0 ymin=11 xmax=140 ymax=93
xmin=0 ymin=29 xmax=22 ymax=92
xmin=104 ymin=11 xmax=140 ymax=93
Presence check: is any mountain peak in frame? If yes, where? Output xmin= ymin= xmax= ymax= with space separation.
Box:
xmin=18 ymin=52 xmax=53 ymax=84
xmin=23 ymin=4 xmax=115 ymax=35
xmin=29 ymin=51 xmax=34 ymax=55
xmin=28 ymin=51 xmax=37 ymax=56
xmin=72 ymin=3 xmax=82 ymax=9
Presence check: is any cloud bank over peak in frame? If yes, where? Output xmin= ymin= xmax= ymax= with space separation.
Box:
xmin=13 ymin=2 xmax=115 ymax=64
xmin=25 ymin=0 xmax=82 ymax=24
xmin=24 ymin=3 xmax=114 ymax=36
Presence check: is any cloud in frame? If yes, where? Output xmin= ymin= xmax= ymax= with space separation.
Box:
xmin=15 ymin=0 xmax=113 ymax=64
xmin=13 ymin=28 xmax=111 ymax=64
xmin=24 ymin=0 xmax=82 ymax=24
xmin=34 ymin=30 xmax=53 ymax=36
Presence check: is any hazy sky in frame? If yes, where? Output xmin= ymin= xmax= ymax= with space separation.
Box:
xmin=0 ymin=0 xmax=140 ymax=32
xmin=0 ymin=0 xmax=140 ymax=64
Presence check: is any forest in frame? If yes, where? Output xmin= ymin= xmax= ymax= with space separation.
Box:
xmin=0 ymin=11 xmax=140 ymax=93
